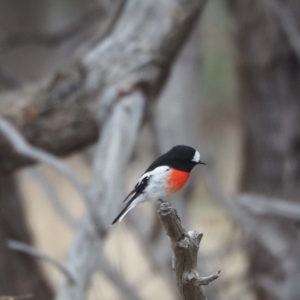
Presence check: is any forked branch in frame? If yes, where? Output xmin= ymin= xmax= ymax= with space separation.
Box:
xmin=158 ymin=202 xmax=220 ymax=300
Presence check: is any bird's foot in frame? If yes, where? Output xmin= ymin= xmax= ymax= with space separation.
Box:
xmin=157 ymin=199 xmax=172 ymax=216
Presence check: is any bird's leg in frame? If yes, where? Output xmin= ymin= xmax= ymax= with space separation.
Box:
xmin=158 ymin=199 xmax=171 ymax=212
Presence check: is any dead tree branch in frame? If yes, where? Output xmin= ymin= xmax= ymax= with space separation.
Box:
xmin=238 ymin=193 xmax=300 ymax=222
xmin=0 ymin=0 xmax=125 ymax=55
xmin=0 ymin=8 xmax=104 ymax=52
xmin=204 ymin=158 xmax=289 ymax=260
xmin=56 ymin=92 xmax=145 ymax=300
xmin=0 ymin=0 xmax=205 ymax=174
xmin=158 ymin=202 xmax=220 ymax=300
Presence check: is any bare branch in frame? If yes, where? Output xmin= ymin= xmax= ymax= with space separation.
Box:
xmin=238 ymin=193 xmax=300 ymax=222
xmin=7 ymin=240 xmax=77 ymax=283
xmin=0 ymin=117 xmax=89 ymax=205
xmin=0 ymin=7 xmax=102 ymax=51
xmin=0 ymin=0 xmax=125 ymax=54
xmin=56 ymin=92 xmax=145 ymax=300
xmin=158 ymin=201 xmax=219 ymax=300
xmin=204 ymin=158 xmax=289 ymax=259
xmin=0 ymin=0 xmax=205 ymax=174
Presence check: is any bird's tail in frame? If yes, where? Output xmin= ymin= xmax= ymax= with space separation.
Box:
xmin=111 ymin=201 xmax=136 ymax=225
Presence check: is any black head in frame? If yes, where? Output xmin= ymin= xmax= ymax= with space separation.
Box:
xmin=146 ymin=145 xmax=205 ymax=173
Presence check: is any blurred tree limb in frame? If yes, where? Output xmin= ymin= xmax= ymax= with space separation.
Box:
xmin=7 ymin=240 xmax=77 ymax=283
xmin=0 ymin=7 xmax=105 ymax=53
xmin=0 ymin=0 xmax=207 ymax=299
xmin=0 ymin=0 xmax=125 ymax=57
xmin=226 ymin=0 xmax=300 ymax=298
xmin=158 ymin=201 xmax=220 ymax=300
xmin=0 ymin=0 xmax=205 ymax=175
xmin=238 ymin=193 xmax=300 ymax=222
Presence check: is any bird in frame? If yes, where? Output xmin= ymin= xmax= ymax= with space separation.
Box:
xmin=111 ymin=145 xmax=205 ymax=225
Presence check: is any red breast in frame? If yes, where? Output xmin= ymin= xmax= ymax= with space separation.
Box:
xmin=166 ymin=169 xmax=190 ymax=193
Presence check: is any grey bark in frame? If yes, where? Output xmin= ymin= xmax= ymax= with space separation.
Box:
xmin=148 ymin=23 xmax=217 ymax=298
xmin=158 ymin=201 xmax=220 ymax=300
xmin=227 ymin=1 xmax=300 ymax=299
xmin=0 ymin=0 xmax=204 ymax=175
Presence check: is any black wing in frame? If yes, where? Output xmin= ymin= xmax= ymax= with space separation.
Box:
xmin=122 ymin=174 xmax=150 ymax=203
xmin=112 ymin=175 xmax=151 ymax=224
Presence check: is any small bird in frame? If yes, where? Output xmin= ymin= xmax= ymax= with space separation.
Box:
xmin=111 ymin=145 xmax=205 ymax=225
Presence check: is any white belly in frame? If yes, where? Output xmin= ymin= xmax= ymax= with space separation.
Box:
xmin=134 ymin=166 xmax=171 ymax=204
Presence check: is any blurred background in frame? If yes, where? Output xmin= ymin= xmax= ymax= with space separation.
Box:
xmin=1 ymin=0 xmax=299 ymax=300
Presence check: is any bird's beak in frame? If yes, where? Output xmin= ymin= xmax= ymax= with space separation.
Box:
xmin=198 ymin=160 xmax=206 ymax=165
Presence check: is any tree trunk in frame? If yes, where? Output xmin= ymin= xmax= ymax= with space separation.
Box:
xmin=227 ymin=1 xmax=300 ymax=299
xmin=0 ymin=174 xmax=53 ymax=300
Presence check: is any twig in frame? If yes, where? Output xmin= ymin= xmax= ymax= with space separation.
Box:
xmin=158 ymin=201 xmax=220 ymax=300
xmin=7 ymin=240 xmax=77 ymax=283
xmin=0 ymin=117 xmax=89 ymax=206
xmin=188 ymin=270 xmax=221 ymax=286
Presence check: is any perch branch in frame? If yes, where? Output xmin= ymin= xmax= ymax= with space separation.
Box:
xmin=158 ymin=201 xmax=220 ymax=300
xmin=7 ymin=240 xmax=77 ymax=283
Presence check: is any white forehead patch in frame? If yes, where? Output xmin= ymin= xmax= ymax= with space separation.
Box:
xmin=192 ymin=150 xmax=200 ymax=163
